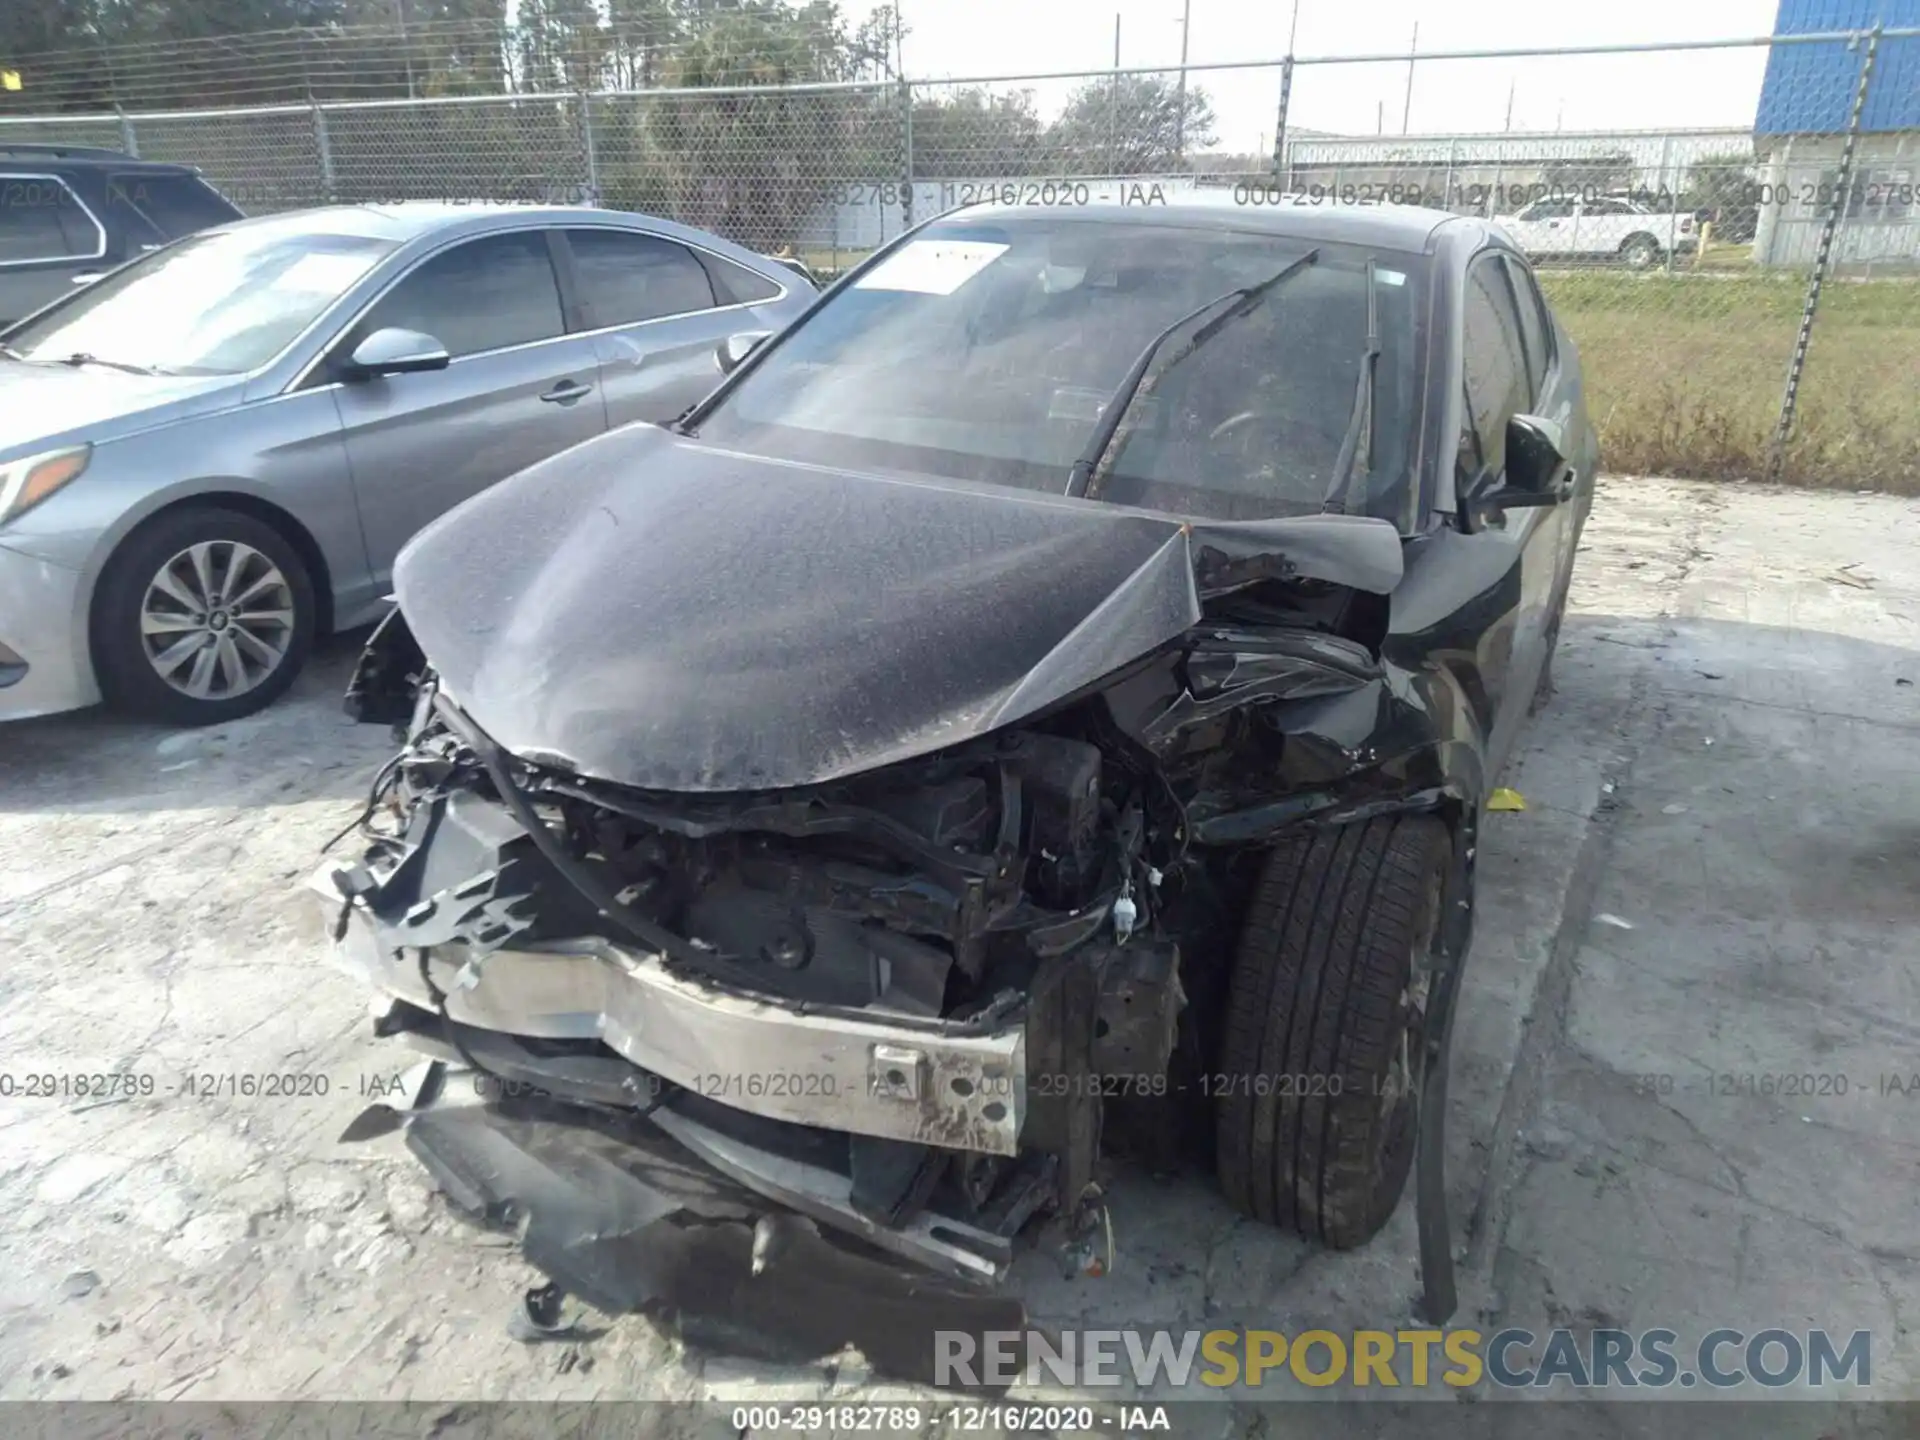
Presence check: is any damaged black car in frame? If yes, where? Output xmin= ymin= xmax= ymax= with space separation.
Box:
xmin=312 ymin=197 xmax=1595 ymax=1333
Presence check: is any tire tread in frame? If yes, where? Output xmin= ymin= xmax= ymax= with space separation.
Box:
xmin=1215 ymin=813 xmax=1449 ymax=1248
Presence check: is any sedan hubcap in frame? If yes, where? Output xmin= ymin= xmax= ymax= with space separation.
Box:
xmin=139 ymin=541 xmax=294 ymax=701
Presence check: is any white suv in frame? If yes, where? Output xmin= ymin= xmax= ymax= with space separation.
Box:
xmin=1495 ymin=195 xmax=1697 ymax=269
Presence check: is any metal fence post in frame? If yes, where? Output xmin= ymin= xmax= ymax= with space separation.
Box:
xmin=579 ymin=92 xmax=600 ymax=207
xmin=900 ymin=79 xmax=915 ymax=233
xmin=1660 ymin=133 xmax=1676 ymax=272
xmin=312 ymin=102 xmax=336 ymax=206
xmin=1768 ymin=24 xmax=1880 ymax=482
xmin=118 ymin=108 xmax=138 ymax=157
xmin=1270 ymin=55 xmax=1294 ymax=182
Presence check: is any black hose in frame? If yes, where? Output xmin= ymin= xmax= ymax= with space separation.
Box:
xmin=319 ymin=751 xmax=404 ymax=854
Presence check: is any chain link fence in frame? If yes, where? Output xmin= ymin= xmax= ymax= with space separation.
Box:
xmin=2 ymin=28 xmax=1916 ymax=489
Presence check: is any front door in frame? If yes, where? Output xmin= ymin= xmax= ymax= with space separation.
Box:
xmin=328 ymin=229 xmax=606 ymax=584
xmin=1457 ymin=249 xmax=1572 ymax=773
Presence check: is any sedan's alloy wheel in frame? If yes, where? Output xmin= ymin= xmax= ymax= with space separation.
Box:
xmin=139 ymin=541 xmax=295 ymax=700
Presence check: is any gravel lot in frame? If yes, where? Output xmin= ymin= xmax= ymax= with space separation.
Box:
xmin=2 ymin=475 xmax=1916 ymax=1412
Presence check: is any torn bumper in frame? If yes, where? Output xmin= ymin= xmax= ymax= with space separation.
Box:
xmin=306 ymin=864 xmax=1067 ymax=1284
xmin=395 ymin=1097 xmax=1028 ymax=1373
xmin=310 ymin=868 xmax=1027 ymax=1156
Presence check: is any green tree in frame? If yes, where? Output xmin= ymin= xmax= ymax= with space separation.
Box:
xmin=0 ymin=0 xmax=106 ymax=111
xmin=1685 ymin=147 xmax=1760 ymax=242
xmin=597 ymin=1 xmax=901 ymax=250
xmin=1049 ymin=72 xmax=1216 ymax=175
xmin=911 ymin=87 xmax=1049 ymax=178
xmin=513 ymin=0 xmax=604 ymax=91
xmin=606 ymin=0 xmax=681 ymax=90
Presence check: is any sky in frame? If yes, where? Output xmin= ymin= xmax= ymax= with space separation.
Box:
xmin=850 ymin=0 xmax=1786 ymax=152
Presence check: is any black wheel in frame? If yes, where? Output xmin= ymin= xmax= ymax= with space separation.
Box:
xmin=1620 ymin=233 xmax=1661 ymax=270
xmin=92 ymin=506 xmax=315 ymax=725
xmin=1531 ymin=614 xmax=1562 ymax=714
xmin=1532 ymin=593 xmax=1567 ymax=714
xmin=1214 ymin=814 xmax=1449 ymax=1249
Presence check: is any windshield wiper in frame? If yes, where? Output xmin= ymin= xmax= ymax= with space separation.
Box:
xmin=1066 ymin=249 xmax=1320 ymax=499
xmin=1321 ymin=259 xmax=1380 ymax=516
xmin=56 ymin=352 xmax=158 ymax=376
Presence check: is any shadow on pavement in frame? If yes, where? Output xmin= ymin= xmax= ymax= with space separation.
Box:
xmin=0 ymin=629 xmax=389 ymax=814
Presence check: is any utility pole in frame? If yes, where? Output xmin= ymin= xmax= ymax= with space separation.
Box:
xmin=1504 ymin=77 xmax=1515 ymax=131
xmin=1175 ymin=0 xmax=1192 ymax=166
xmin=397 ymin=0 xmax=417 ymax=100
xmin=892 ymin=1 xmax=905 ymax=80
xmin=1401 ymin=20 xmax=1417 ymax=134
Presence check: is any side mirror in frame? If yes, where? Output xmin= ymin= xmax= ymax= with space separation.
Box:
xmin=715 ymin=331 xmax=771 ymax=375
xmin=344 ymin=327 xmax=450 ymax=380
xmin=1470 ymin=415 xmax=1573 ymax=527
xmin=1505 ymin=414 xmax=1570 ymax=494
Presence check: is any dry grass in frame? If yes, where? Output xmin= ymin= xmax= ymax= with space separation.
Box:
xmin=1539 ymin=272 xmax=1920 ymax=492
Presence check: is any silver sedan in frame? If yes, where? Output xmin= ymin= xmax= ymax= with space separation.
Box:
xmin=0 ymin=202 xmax=814 ymax=724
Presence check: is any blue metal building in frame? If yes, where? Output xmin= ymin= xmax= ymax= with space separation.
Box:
xmin=1755 ymin=0 xmax=1920 ymax=135
xmin=1749 ymin=0 xmax=1919 ymax=266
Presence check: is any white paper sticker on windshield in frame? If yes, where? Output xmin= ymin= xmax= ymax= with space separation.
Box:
xmin=277 ymin=253 xmax=376 ymax=292
xmin=855 ymin=240 xmax=1009 ymax=295
xmin=1377 ymin=269 xmax=1407 ymax=287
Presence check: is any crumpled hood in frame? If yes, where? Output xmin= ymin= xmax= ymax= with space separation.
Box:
xmin=393 ymin=424 xmax=1405 ymax=793
xmin=0 ymin=359 xmax=241 ymax=457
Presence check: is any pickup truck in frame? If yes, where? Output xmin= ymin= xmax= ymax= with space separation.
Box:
xmin=1495 ymin=195 xmax=1697 ymax=269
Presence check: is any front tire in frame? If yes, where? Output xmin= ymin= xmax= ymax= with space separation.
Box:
xmin=1620 ymin=233 xmax=1661 ymax=270
xmin=1214 ymin=814 xmax=1450 ymax=1248
xmin=92 ymin=507 xmax=315 ymax=725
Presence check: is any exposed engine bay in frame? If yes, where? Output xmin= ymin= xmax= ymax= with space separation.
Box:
xmin=328 ymin=649 xmax=1209 ymax=1281
xmin=317 ymin=566 xmax=1416 ymax=1288
xmin=308 ymin=423 xmax=1510 ymax=1334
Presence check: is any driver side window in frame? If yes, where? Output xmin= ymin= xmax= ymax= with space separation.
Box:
xmin=360 ymin=231 xmax=565 ymax=360
xmin=1459 ymin=255 xmax=1529 ymax=482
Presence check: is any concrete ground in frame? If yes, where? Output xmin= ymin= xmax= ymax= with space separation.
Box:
xmin=0 ymin=476 xmax=1915 ymax=1413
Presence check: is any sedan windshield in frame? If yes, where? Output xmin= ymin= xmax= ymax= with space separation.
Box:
xmin=5 ymin=225 xmax=397 ymax=376
xmin=695 ymin=216 xmax=1428 ymax=525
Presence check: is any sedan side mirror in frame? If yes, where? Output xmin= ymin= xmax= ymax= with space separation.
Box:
xmin=715 ymin=331 xmax=771 ymax=376
xmin=1471 ymin=414 xmax=1573 ymax=528
xmin=344 ymin=327 xmax=450 ymax=380
xmin=1504 ymin=414 xmax=1571 ymax=495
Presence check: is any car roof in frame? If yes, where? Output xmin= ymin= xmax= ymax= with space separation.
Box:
xmin=203 ymin=200 xmax=733 ymax=246
xmin=0 ymin=144 xmax=206 ymax=177
xmin=197 ymin=201 xmax=552 ymax=242
xmin=950 ymin=191 xmax=1466 ymax=254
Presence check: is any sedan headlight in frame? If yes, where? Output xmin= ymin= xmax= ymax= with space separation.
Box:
xmin=0 ymin=445 xmax=91 ymax=527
